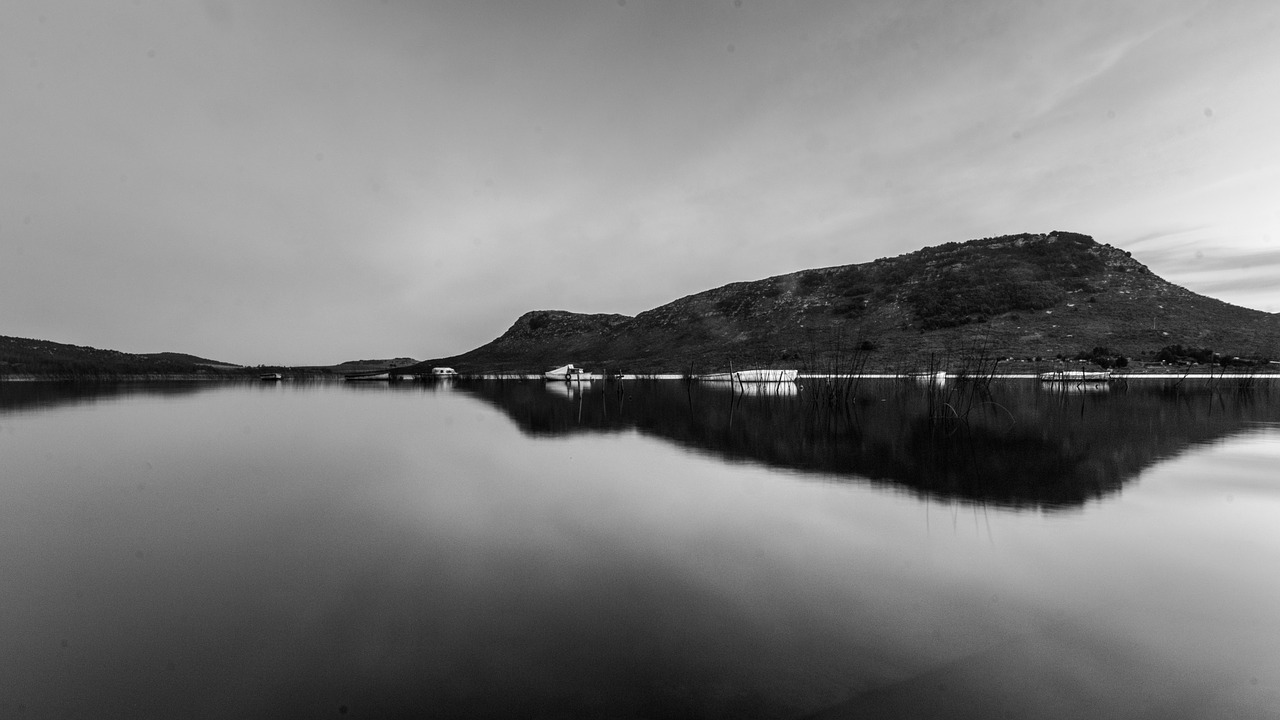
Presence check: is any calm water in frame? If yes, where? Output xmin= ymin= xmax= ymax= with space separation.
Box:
xmin=2 ymin=378 xmax=1279 ymax=719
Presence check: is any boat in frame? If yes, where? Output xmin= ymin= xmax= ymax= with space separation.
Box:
xmin=431 ymin=367 xmax=458 ymax=377
xmin=907 ymin=370 xmax=948 ymax=384
xmin=344 ymin=371 xmax=390 ymax=382
xmin=259 ymin=372 xmax=283 ymax=381
xmin=697 ymin=369 xmax=799 ymax=383
xmin=544 ymin=364 xmax=592 ymax=381
xmin=1039 ymin=370 xmax=1112 ymax=382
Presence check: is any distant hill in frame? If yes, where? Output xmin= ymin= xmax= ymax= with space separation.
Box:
xmin=0 ymin=336 xmax=240 ymax=379
xmin=142 ymin=352 xmax=241 ymax=368
xmin=409 ymin=231 xmax=1280 ymax=374
xmin=318 ymin=358 xmax=420 ymax=374
xmin=0 ymin=334 xmax=425 ymax=380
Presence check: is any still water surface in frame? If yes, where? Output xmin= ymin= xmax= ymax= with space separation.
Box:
xmin=2 ymin=379 xmax=1278 ymax=719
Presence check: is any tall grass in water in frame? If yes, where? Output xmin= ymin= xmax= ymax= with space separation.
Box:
xmin=1165 ymin=361 xmax=1266 ymax=397
xmin=799 ymin=330 xmax=873 ymax=410
xmin=921 ymin=343 xmax=1011 ymax=433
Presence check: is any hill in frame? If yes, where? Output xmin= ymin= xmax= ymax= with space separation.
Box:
xmin=313 ymin=358 xmax=420 ymax=374
xmin=0 ymin=335 xmax=425 ymax=379
xmin=0 ymin=336 xmax=240 ymax=379
xmin=409 ymin=231 xmax=1280 ymax=374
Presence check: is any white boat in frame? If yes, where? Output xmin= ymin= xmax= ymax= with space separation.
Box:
xmin=544 ymin=364 xmax=593 ymax=381
xmin=344 ymin=371 xmax=390 ymax=381
xmin=431 ymin=367 xmax=458 ymax=377
xmin=259 ymin=372 xmax=283 ymax=381
xmin=697 ymin=369 xmax=799 ymax=383
xmin=908 ymin=370 xmax=948 ymax=384
xmin=1039 ymin=370 xmax=1112 ymax=382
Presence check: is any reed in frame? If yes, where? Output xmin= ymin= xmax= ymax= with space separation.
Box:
xmin=912 ymin=341 xmax=1018 ymax=439
xmin=799 ymin=328 xmax=873 ymax=410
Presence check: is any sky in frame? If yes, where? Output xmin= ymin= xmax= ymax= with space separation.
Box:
xmin=3 ymin=0 xmax=1279 ymax=366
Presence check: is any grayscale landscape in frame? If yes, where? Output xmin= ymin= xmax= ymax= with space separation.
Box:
xmin=3 ymin=2 xmax=1279 ymax=718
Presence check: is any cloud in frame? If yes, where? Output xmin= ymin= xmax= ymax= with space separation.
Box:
xmin=4 ymin=0 xmax=1280 ymax=362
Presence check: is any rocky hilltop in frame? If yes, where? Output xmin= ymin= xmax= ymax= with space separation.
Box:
xmin=411 ymin=232 xmax=1280 ymax=374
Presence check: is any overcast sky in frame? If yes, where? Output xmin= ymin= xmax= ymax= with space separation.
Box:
xmin=3 ymin=1 xmax=1279 ymax=365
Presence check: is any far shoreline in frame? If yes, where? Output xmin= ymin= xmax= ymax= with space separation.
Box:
xmin=5 ymin=366 xmax=1279 ymax=384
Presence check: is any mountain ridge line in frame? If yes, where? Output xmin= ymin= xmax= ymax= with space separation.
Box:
xmin=407 ymin=231 xmax=1280 ymax=375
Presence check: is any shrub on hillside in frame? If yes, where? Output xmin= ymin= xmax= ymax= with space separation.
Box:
xmin=1155 ymin=344 xmax=1215 ymax=364
xmin=1076 ymin=346 xmax=1128 ymax=368
xmin=907 ymin=271 xmax=1063 ymax=329
xmin=898 ymin=233 xmax=1104 ymax=330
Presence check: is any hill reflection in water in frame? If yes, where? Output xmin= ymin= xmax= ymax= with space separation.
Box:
xmin=0 ymin=381 xmax=216 ymax=414
xmin=456 ymin=378 xmax=1280 ymax=511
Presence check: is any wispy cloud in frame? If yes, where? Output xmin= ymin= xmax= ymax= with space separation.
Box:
xmin=4 ymin=0 xmax=1279 ymax=362
xmin=1160 ymin=249 xmax=1280 ymax=274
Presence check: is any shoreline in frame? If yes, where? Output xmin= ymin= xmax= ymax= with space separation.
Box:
xmin=5 ymin=370 xmax=1279 ymax=384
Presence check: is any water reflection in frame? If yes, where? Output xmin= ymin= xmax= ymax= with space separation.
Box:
xmin=698 ymin=379 xmax=800 ymax=396
xmin=458 ymin=378 xmax=1280 ymax=511
xmin=2 ymin=381 xmax=1278 ymax=719
xmin=0 ymin=381 xmax=216 ymax=414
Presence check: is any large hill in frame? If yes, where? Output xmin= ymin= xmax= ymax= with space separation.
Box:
xmin=0 ymin=335 xmax=420 ymax=380
xmin=411 ymin=232 xmax=1280 ymax=374
xmin=0 ymin=336 xmax=240 ymax=379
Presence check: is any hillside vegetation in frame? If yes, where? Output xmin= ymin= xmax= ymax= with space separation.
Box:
xmin=0 ymin=336 xmax=423 ymax=380
xmin=411 ymin=231 xmax=1280 ymax=374
xmin=0 ymin=336 xmax=240 ymax=379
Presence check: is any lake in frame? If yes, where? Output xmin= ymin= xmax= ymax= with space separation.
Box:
xmin=2 ymin=378 xmax=1278 ymax=719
